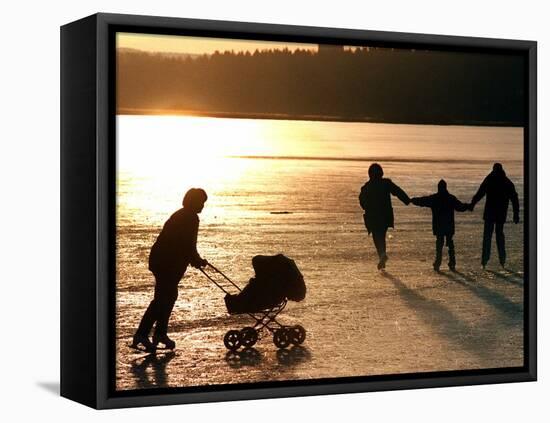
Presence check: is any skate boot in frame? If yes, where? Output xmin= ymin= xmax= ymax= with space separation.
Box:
xmin=377 ymin=254 xmax=388 ymax=270
xmin=131 ymin=333 xmax=156 ymax=353
xmin=153 ymin=334 xmax=176 ymax=350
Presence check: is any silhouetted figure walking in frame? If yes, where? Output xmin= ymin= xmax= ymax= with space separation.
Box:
xmin=412 ymin=180 xmax=469 ymax=272
xmin=132 ymin=188 xmax=208 ymax=352
xmin=470 ymin=163 xmax=519 ymax=268
xmin=359 ymin=163 xmax=410 ymax=270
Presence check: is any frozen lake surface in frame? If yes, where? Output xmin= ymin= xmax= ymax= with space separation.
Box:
xmin=115 ymin=116 xmax=524 ymax=390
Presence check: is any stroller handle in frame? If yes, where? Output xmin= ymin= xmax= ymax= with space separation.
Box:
xmin=199 ymin=262 xmax=242 ymax=294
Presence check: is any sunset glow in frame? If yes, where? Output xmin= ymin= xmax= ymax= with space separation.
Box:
xmin=117 ymin=32 xmax=317 ymax=55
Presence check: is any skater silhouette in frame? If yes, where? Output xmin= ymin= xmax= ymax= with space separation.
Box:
xmin=470 ymin=163 xmax=520 ymax=268
xmin=132 ymin=188 xmax=208 ymax=352
xmin=411 ymin=179 xmax=469 ymax=271
xmin=359 ymin=163 xmax=410 ymax=269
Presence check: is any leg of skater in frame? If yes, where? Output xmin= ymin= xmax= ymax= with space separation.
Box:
xmin=135 ymin=300 xmax=157 ymax=336
xmin=372 ymin=229 xmax=388 ymax=269
xmin=482 ymin=220 xmax=494 ymax=268
xmin=133 ymin=299 xmax=158 ymax=351
xmin=434 ymin=235 xmax=444 ymax=272
xmin=152 ymin=275 xmax=180 ymax=349
xmin=495 ymin=222 xmax=506 ymax=267
xmin=133 ymin=277 xmax=163 ymax=352
xmin=447 ymin=235 xmax=456 ymax=271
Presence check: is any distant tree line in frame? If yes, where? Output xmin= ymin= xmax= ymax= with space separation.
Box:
xmin=117 ymin=46 xmax=525 ymax=125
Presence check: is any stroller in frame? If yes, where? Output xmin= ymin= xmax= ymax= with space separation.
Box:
xmin=199 ymin=254 xmax=307 ymax=351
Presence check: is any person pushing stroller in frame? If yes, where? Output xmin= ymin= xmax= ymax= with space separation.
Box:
xmin=411 ymin=180 xmax=469 ymax=272
xmin=132 ymin=188 xmax=208 ymax=353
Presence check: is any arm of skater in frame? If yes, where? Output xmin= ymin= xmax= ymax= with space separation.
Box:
xmin=411 ymin=194 xmax=434 ymax=208
xmin=389 ymin=180 xmax=411 ymax=205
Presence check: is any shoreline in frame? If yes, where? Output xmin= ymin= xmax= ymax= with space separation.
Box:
xmin=225 ymin=155 xmax=522 ymax=164
xmin=117 ymin=107 xmax=523 ymax=128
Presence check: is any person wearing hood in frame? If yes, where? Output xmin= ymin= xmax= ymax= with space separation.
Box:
xmin=470 ymin=163 xmax=520 ymax=268
xmin=359 ymin=163 xmax=411 ymax=270
xmin=132 ymin=188 xmax=209 ymax=353
xmin=411 ymin=179 xmax=469 ymax=272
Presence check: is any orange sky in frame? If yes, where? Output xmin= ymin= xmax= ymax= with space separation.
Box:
xmin=117 ymin=32 xmax=318 ymax=55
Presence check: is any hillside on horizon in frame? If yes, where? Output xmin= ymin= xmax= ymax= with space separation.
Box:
xmin=117 ymin=46 xmax=525 ymax=126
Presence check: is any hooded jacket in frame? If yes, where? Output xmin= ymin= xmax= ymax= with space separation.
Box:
xmin=148 ymin=207 xmax=202 ymax=276
xmin=471 ymin=167 xmax=519 ymax=224
xmin=359 ymin=178 xmax=410 ymax=233
xmin=412 ymin=182 xmax=468 ymax=236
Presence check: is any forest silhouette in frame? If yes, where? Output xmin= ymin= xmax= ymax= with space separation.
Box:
xmin=117 ymin=46 xmax=524 ymax=126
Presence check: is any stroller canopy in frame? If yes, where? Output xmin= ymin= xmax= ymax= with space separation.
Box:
xmin=225 ymin=254 xmax=306 ymax=314
xmin=252 ymin=254 xmax=306 ymax=301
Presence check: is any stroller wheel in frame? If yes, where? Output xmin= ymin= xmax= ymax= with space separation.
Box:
xmin=224 ymin=330 xmax=241 ymax=351
xmin=273 ymin=328 xmax=290 ymax=349
xmin=240 ymin=327 xmax=258 ymax=348
xmin=289 ymin=325 xmax=306 ymax=345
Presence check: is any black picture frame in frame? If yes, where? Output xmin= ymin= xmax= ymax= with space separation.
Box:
xmin=60 ymin=12 xmax=537 ymax=409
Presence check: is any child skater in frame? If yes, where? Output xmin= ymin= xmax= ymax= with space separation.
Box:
xmin=411 ymin=180 xmax=469 ymax=272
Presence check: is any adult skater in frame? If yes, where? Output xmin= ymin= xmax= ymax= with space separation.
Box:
xmin=132 ymin=188 xmax=208 ymax=352
xmin=359 ymin=163 xmax=410 ymax=270
xmin=470 ymin=163 xmax=520 ymax=268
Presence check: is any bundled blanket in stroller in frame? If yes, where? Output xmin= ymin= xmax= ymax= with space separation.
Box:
xmin=224 ymin=254 xmax=306 ymax=314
